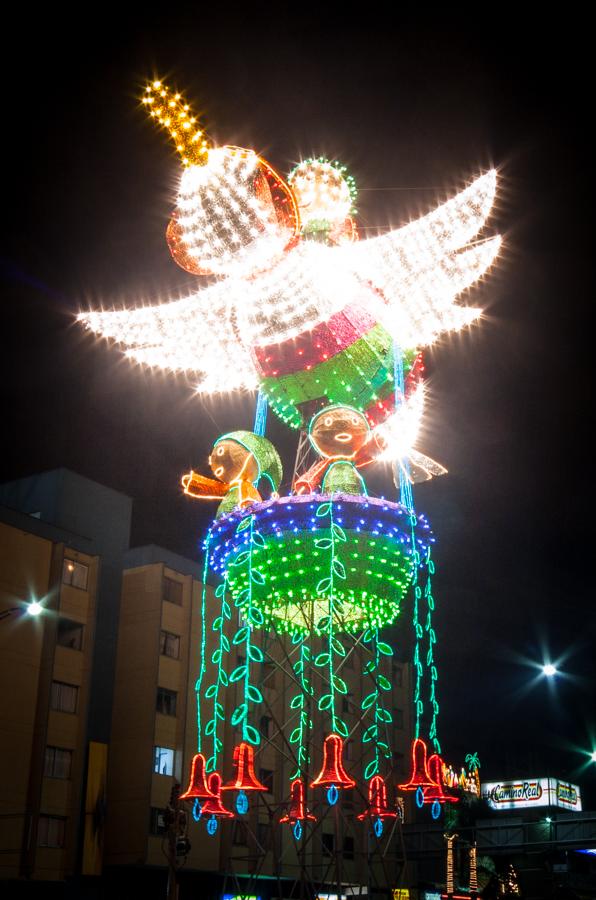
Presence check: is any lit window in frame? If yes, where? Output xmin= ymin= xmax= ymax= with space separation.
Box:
xmin=50 ymin=681 xmax=78 ymax=714
xmin=57 ymin=619 xmax=84 ymax=651
xmin=149 ymin=807 xmax=167 ymax=834
xmin=153 ymin=746 xmax=174 ymax=776
xmin=163 ymin=577 xmax=183 ymax=606
xmin=159 ymin=631 xmax=180 ymax=659
xmin=62 ymin=559 xmax=89 ymax=591
xmin=156 ymin=687 xmax=177 ymax=717
xmin=44 ymin=746 xmax=73 ymax=779
xmin=38 ymin=815 xmax=66 ymax=848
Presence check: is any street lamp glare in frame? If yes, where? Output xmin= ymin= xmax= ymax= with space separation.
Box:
xmin=590 ymin=751 xmax=596 ymax=763
xmin=27 ymin=600 xmax=43 ymax=617
xmin=542 ymin=663 xmax=557 ymax=677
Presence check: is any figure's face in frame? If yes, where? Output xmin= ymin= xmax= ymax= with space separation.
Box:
xmin=209 ymin=440 xmax=259 ymax=483
xmin=309 ymin=407 xmax=370 ymax=458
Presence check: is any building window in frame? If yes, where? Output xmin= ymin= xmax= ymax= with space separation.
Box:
xmin=322 ymin=832 xmax=334 ymax=856
xmin=394 ymin=708 xmax=404 ymax=729
xmin=392 ymin=751 xmax=405 ymax=776
xmin=257 ymin=822 xmax=270 ymax=851
xmin=50 ymin=681 xmax=78 ymax=714
xmin=57 ymin=618 xmax=84 ymax=651
xmin=153 ymin=746 xmax=175 ymax=776
xmin=259 ymin=768 xmax=274 ymax=793
xmin=62 ymin=559 xmax=88 ymax=591
xmin=392 ymin=664 xmax=403 ymax=687
xmin=149 ymin=807 xmax=167 ymax=835
xmin=260 ymin=716 xmax=272 ymax=740
xmin=232 ymin=821 xmax=248 ymax=845
xmin=163 ymin=577 xmax=182 ymax=606
xmin=159 ymin=631 xmax=180 ymax=659
xmin=156 ymin=687 xmax=177 ymax=717
xmin=262 ymin=661 xmax=277 ymax=689
xmin=44 ymin=746 xmax=73 ymax=779
xmin=38 ymin=815 xmax=66 ymax=848
xmin=342 ymin=693 xmax=353 ymax=714
xmin=343 ymin=836 xmax=354 ymax=860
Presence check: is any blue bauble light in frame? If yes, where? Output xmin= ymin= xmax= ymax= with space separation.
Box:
xmin=293 ymin=820 xmax=303 ymax=841
xmin=374 ymin=817 xmax=384 ymax=837
xmin=236 ymin=790 xmax=249 ymax=815
xmin=327 ymin=784 xmax=339 ymax=806
xmin=192 ymin=799 xmax=202 ymax=821
xmin=415 ymin=786 xmax=424 ymax=808
xmin=207 ymin=815 xmax=218 ymax=835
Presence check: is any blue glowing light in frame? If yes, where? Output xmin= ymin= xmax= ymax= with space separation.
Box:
xmin=415 ymin=787 xmax=424 ymax=808
xmin=192 ymin=799 xmax=202 ymax=821
xmin=293 ymin=820 xmax=303 ymax=840
xmin=207 ymin=815 xmax=218 ymax=835
xmin=327 ymin=784 xmax=339 ymax=806
xmin=236 ymin=790 xmax=249 ymax=815
xmin=374 ymin=817 xmax=384 ymax=837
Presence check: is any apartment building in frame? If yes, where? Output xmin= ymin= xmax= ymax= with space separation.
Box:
xmin=0 ymin=470 xmax=413 ymax=897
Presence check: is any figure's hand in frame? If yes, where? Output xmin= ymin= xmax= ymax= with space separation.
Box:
xmin=181 ymin=470 xmax=228 ymax=500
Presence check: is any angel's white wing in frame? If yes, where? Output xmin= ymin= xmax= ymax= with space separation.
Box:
xmin=373 ymin=383 xmax=447 ymax=483
xmin=77 ymin=282 xmax=258 ymax=392
xmin=345 ymin=170 xmax=500 ymax=345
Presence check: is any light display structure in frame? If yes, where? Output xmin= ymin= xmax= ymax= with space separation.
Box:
xmin=79 ymin=80 xmax=501 ymax=895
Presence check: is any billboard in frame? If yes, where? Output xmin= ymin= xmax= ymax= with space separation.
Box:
xmin=482 ymin=778 xmax=582 ymax=811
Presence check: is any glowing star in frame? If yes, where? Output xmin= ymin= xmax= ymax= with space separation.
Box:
xmin=78 ymin=81 xmax=501 ymax=430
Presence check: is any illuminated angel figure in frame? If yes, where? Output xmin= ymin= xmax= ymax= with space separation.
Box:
xmin=78 ymin=80 xmax=502 ymax=456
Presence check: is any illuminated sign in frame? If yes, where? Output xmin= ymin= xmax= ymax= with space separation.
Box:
xmin=482 ymin=778 xmax=582 ymax=811
xmin=392 ymin=891 xmax=410 ymax=900
xmin=223 ymin=896 xmax=260 ymax=900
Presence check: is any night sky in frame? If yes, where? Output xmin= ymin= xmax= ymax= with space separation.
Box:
xmin=2 ymin=15 xmax=593 ymax=803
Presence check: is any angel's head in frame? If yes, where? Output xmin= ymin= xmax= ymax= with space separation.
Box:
xmin=143 ymin=81 xmax=299 ymax=278
xmin=309 ymin=405 xmax=371 ymax=459
xmin=208 ymin=431 xmax=283 ymax=491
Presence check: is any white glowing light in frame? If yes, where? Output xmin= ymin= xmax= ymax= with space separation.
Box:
xmin=27 ymin=600 xmax=43 ymax=616
xmin=373 ymin=383 xmax=448 ymax=483
xmin=78 ymin=170 xmax=500 ymax=392
xmin=542 ymin=664 xmax=557 ymax=677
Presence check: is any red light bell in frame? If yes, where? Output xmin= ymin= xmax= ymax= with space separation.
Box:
xmin=179 ymin=753 xmax=215 ymax=800
xmin=200 ymin=772 xmax=234 ymax=818
xmin=311 ymin=734 xmax=355 ymax=789
xmin=357 ymin=775 xmax=397 ymax=821
xmin=222 ymin=742 xmax=268 ymax=792
xmin=398 ymin=738 xmax=435 ymax=791
xmin=280 ymin=779 xmax=316 ymax=824
xmin=423 ymin=754 xmax=459 ymax=805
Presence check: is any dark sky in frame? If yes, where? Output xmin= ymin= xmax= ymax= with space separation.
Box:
xmin=2 ymin=15 xmax=594 ymax=803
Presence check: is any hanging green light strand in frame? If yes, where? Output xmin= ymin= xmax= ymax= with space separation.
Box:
xmin=313 ymin=500 xmax=349 ymax=737
xmin=361 ymin=625 xmax=393 ymax=781
xmin=196 ymin=527 xmax=212 ymax=753
xmin=424 ymin=545 xmax=441 ymax=754
xmin=204 ymin=577 xmax=231 ymax=772
xmin=229 ymin=513 xmax=265 ymax=746
xmin=288 ymin=631 xmax=313 ymax=780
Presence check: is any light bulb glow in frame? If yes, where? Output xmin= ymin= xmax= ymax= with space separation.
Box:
xmin=542 ymin=663 xmax=557 ymax=677
xmin=27 ymin=600 xmax=43 ymax=616
xmin=78 ymin=170 xmax=500 ymax=429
